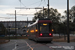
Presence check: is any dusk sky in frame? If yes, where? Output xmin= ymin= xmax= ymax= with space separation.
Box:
xmin=0 ymin=0 xmax=75 ymax=21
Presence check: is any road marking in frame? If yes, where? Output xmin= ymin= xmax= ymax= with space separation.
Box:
xmin=12 ymin=43 xmax=17 ymax=50
xmin=53 ymin=43 xmax=62 ymax=47
xmin=49 ymin=47 xmax=55 ymax=50
xmin=48 ymin=43 xmax=63 ymax=50
xmin=12 ymin=40 xmax=18 ymax=50
xmin=25 ymin=40 xmax=33 ymax=50
xmin=12 ymin=46 xmax=27 ymax=50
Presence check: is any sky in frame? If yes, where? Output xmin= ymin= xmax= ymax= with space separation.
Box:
xmin=0 ymin=0 xmax=75 ymax=21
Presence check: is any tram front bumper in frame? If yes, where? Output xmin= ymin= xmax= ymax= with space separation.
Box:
xmin=36 ymin=37 xmax=53 ymax=41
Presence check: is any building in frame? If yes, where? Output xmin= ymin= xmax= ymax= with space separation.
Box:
xmin=0 ymin=21 xmax=33 ymax=35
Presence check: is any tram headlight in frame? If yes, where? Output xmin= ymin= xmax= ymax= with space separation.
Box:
xmin=30 ymin=30 xmax=34 ymax=33
xmin=35 ymin=29 xmax=38 ymax=32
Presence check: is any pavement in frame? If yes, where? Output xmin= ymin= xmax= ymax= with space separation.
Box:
xmin=0 ymin=39 xmax=9 ymax=44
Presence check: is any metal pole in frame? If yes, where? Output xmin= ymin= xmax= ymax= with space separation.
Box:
xmin=7 ymin=21 xmax=8 ymax=36
xmin=43 ymin=6 xmax=44 ymax=17
xmin=48 ymin=0 xmax=49 ymax=18
xmin=27 ymin=17 xmax=28 ymax=27
xmin=15 ymin=10 xmax=17 ymax=39
xmin=15 ymin=10 xmax=18 ymax=46
xmin=9 ymin=26 xmax=10 ymax=41
xmin=67 ymin=0 xmax=70 ymax=43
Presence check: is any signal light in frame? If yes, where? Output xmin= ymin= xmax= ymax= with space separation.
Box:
xmin=52 ymin=29 xmax=54 ymax=32
xmin=27 ymin=31 xmax=28 ymax=33
xmin=40 ymin=33 xmax=43 ymax=36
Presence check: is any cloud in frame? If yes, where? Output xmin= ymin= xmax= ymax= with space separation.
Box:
xmin=15 ymin=9 xmax=40 ymax=14
xmin=0 ymin=5 xmax=41 ymax=15
xmin=0 ymin=5 xmax=9 ymax=7
xmin=0 ymin=5 xmax=66 ymax=16
xmin=0 ymin=5 xmax=66 ymax=21
xmin=0 ymin=8 xmax=15 ymax=14
xmin=57 ymin=9 xmax=66 ymax=16
xmin=0 ymin=9 xmax=40 ymax=15
xmin=0 ymin=7 xmax=66 ymax=16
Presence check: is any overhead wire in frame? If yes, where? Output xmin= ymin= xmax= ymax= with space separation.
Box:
xmin=18 ymin=0 xmax=42 ymax=8
xmin=37 ymin=0 xmax=43 ymax=7
xmin=29 ymin=0 xmax=45 ymax=16
xmin=16 ymin=0 xmax=22 ymax=14
xmin=34 ymin=0 xmax=43 ymax=13
xmin=16 ymin=0 xmax=45 ymax=16
xmin=16 ymin=0 xmax=40 ymax=15
xmin=27 ymin=0 xmax=42 ymax=7
xmin=19 ymin=0 xmax=26 ymax=7
xmin=44 ymin=0 xmax=47 ymax=6
xmin=23 ymin=0 xmax=43 ymax=16
xmin=16 ymin=0 xmax=27 ymax=15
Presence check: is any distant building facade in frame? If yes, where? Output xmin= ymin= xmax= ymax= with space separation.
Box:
xmin=0 ymin=21 xmax=33 ymax=35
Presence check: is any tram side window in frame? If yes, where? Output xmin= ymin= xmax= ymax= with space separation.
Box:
xmin=30 ymin=25 xmax=36 ymax=33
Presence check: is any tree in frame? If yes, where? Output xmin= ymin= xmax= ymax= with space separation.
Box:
xmin=72 ymin=6 xmax=75 ymax=22
xmin=63 ymin=5 xmax=75 ymax=33
xmin=64 ymin=5 xmax=75 ymax=22
xmin=32 ymin=8 xmax=62 ymax=34
xmin=0 ymin=22 xmax=7 ymax=35
xmin=32 ymin=8 xmax=61 ymax=23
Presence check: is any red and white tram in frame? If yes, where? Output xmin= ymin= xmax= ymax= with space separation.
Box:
xmin=27 ymin=18 xmax=53 ymax=42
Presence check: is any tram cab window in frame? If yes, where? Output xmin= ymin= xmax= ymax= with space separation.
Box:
xmin=40 ymin=26 xmax=49 ymax=33
xmin=39 ymin=23 xmax=50 ymax=33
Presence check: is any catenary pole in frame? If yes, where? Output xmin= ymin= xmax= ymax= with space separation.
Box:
xmin=67 ymin=0 xmax=70 ymax=43
xmin=15 ymin=10 xmax=17 ymax=39
xmin=48 ymin=0 xmax=49 ymax=18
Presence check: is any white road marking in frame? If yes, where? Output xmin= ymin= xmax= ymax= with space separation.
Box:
xmin=12 ymin=40 xmax=33 ymax=50
xmin=25 ymin=40 xmax=33 ymax=50
xmin=12 ymin=41 xmax=18 ymax=50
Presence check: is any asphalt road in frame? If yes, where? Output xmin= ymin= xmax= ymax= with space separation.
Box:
xmin=0 ymin=39 xmax=75 ymax=50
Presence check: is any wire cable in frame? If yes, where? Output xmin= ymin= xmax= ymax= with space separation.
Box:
xmin=16 ymin=0 xmax=26 ymax=14
xmin=37 ymin=0 xmax=43 ymax=7
xmin=44 ymin=0 xmax=47 ymax=6
xmin=28 ymin=0 xmax=42 ymax=7
xmin=16 ymin=0 xmax=44 ymax=16
xmin=19 ymin=0 xmax=26 ymax=7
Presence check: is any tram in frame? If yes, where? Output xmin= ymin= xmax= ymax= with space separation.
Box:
xmin=27 ymin=18 xmax=53 ymax=42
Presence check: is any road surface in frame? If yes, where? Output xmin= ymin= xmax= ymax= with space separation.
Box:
xmin=0 ymin=39 xmax=75 ymax=50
